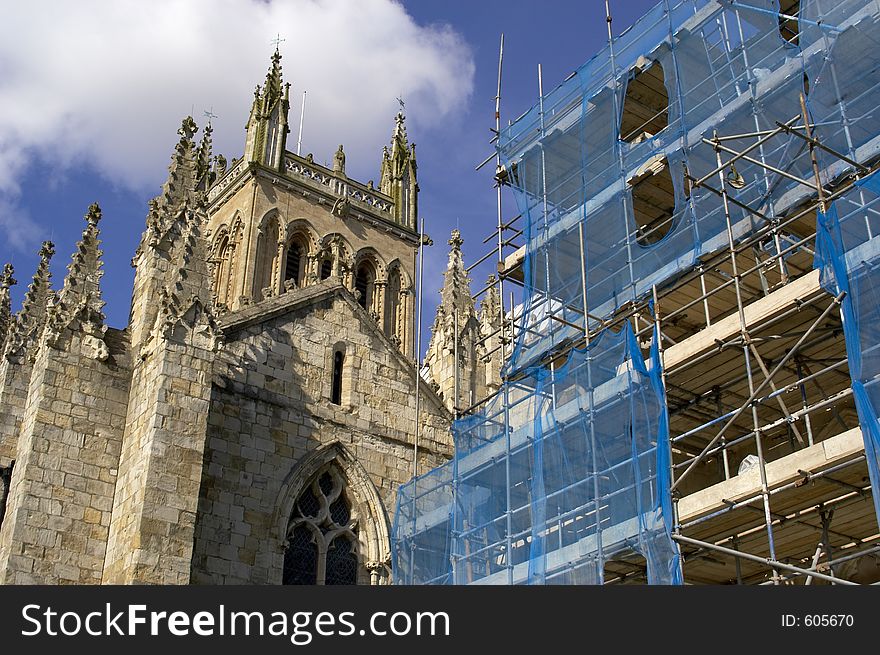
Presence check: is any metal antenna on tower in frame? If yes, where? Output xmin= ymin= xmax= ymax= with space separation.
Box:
xmin=297 ymin=91 xmax=307 ymax=156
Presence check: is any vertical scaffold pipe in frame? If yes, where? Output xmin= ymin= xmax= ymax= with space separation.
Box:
xmin=413 ymin=216 xmax=426 ymax=478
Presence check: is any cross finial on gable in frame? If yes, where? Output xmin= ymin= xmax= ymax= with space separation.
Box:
xmin=271 ymin=33 xmax=286 ymax=50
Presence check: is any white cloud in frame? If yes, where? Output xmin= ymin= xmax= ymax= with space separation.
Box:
xmin=0 ymin=0 xmax=474 ymax=249
xmin=0 ymin=197 xmax=46 ymax=252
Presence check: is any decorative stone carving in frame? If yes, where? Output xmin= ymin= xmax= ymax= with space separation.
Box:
xmin=331 ymin=196 xmax=351 ymax=218
xmin=333 ymin=144 xmax=346 ymax=176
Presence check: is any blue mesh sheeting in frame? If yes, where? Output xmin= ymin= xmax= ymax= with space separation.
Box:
xmin=814 ymin=171 xmax=880 ymax=528
xmin=392 ymin=0 xmax=880 ymax=584
xmin=393 ymin=324 xmax=682 ymax=585
xmin=391 ymin=461 xmax=454 ymax=585
xmin=498 ymin=0 xmax=880 ymax=373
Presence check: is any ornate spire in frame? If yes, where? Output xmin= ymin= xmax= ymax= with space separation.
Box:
xmin=45 ymin=204 xmax=108 ymax=359
xmin=380 ymin=110 xmax=418 ymax=229
xmin=136 ymin=116 xmax=205 ymax=256
xmin=52 ymin=204 xmax=106 ymax=322
xmin=479 ymin=274 xmax=501 ymax=334
xmin=4 ymin=241 xmax=54 ymax=361
xmin=158 ymin=116 xmax=200 ymax=215
xmin=244 ymin=49 xmax=290 ymax=168
xmin=195 ymin=121 xmax=214 ymax=191
xmin=144 ymin=200 xmax=220 ymax=355
xmin=0 ymin=263 xmax=16 ymax=353
xmin=423 ymin=230 xmax=481 ymax=411
xmin=434 ymin=230 xmax=475 ymax=336
xmin=264 ymin=47 xmax=284 ymax=107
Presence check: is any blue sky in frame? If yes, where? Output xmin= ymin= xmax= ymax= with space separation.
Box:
xmin=0 ymin=0 xmax=657 ymax=360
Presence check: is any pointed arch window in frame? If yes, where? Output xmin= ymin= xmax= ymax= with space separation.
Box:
xmin=331 ymin=349 xmax=345 ymax=405
xmin=283 ymin=466 xmax=359 ymax=585
xmin=213 ymin=233 xmax=233 ymax=305
xmin=384 ymin=267 xmax=402 ymax=340
xmin=285 ymin=236 xmax=308 ymax=288
xmin=255 ymin=217 xmax=280 ymax=299
xmin=320 ymin=258 xmax=333 ymax=280
xmin=354 ymin=261 xmax=376 ymax=311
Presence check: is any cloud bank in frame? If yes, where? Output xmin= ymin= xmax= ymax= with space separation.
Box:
xmin=0 ymin=0 xmax=474 ymax=250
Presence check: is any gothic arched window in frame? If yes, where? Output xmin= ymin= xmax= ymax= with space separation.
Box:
xmin=331 ymin=348 xmax=345 ymax=405
xmin=285 ymin=238 xmax=307 ymax=288
xmin=384 ymin=267 xmax=401 ymax=340
xmin=354 ymin=262 xmax=376 ymax=311
xmin=255 ymin=216 xmax=280 ymax=299
xmin=320 ymin=257 xmax=333 ymax=280
xmin=283 ymin=466 xmax=359 ymax=585
xmin=213 ymin=233 xmax=233 ymax=305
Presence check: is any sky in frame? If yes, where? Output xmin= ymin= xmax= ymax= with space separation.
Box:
xmin=0 ymin=0 xmax=658 ymax=361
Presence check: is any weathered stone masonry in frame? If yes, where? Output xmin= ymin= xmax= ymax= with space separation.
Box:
xmin=0 ymin=49 xmax=494 ymax=585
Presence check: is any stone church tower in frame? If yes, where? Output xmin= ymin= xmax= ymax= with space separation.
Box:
xmin=0 ymin=49 xmax=453 ymax=585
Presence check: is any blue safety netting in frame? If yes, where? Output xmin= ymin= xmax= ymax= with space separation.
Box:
xmin=391 ymin=460 xmax=454 ymax=585
xmin=499 ymin=0 xmax=880 ymax=372
xmin=814 ymin=171 xmax=880 ymax=527
xmin=392 ymin=323 xmax=682 ymax=585
xmin=392 ymin=0 xmax=880 ymax=584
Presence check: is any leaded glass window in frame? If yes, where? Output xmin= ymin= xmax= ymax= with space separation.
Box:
xmin=283 ymin=465 xmax=359 ymax=585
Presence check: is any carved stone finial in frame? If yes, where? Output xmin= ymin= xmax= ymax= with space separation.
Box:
xmin=178 ymin=116 xmax=197 ymax=141
xmin=333 ymin=144 xmax=346 ymax=175
xmin=39 ymin=240 xmax=55 ymax=264
xmin=45 ymin=202 xmax=107 ymax=352
xmin=0 ymin=263 xmax=16 ymax=290
xmin=86 ymin=202 xmax=102 ymax=227
xmin=448 ymin=229 xmax=463 ymax=250
xmin=0 ymin=263 xmax=16 ymax=352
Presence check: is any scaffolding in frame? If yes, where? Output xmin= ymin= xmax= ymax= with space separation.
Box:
xmin=393 ymin=0 xmax=880 ymax=585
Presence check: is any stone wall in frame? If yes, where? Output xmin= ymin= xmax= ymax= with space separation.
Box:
xmin=0 ymin=357 xmax=35 ymax=467
xmin=190 ymin=284 xmax=450 ymax=584
xmin=0 ymin=328 xmax=130 ymax=584
xmin=102 ymin=331 xmax=215 ymax=584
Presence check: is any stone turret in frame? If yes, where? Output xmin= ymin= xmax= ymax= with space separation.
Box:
xmin=195 ymin=121 xmax=215 ymax=193
xmin=479 ymin=275 xmax=503 ymax=397
xmin=104 ymin=119 xmax=220 ymax=584
xmin=379 ymin=111 xmax=418 ymax=230
xmin=0 ymin=204 xmax=131 ymax=584
xmin=0 ymin=242 xmax=55 ymax=466
xmin=44 ymin=203 xmax=108 ymax=360
xmin=243 ymin=48 xmax=290 ymax=170
xmin=130 ymin=117 xmax=205 ymax=354
xmin=3 ymin=241 xmax=55 ymax=363
xmin=424 ymin=230 xmax=502 ymax=413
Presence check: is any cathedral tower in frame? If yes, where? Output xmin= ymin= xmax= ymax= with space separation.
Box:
xmin=206 ymin=49 xmax=420 ymax=357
